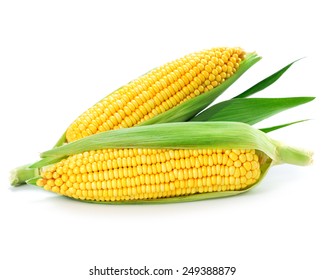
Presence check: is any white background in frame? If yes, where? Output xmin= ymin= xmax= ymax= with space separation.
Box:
xmin=0 ymin=0 xmax=324 ymax=279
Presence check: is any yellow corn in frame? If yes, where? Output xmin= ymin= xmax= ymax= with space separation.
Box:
xmin=66 ymin=47 xmax=245 ymax=142
xmin=36 ymin=147 xmax=260 ymax=202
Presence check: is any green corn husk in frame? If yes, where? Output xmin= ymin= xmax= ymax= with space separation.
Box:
xmin=190 ymin=97 xmax=314 ymax=124
xmin=260 ymin=120 xmax=309 ymax=133
xmin=24 ymin=122 xmax=312 ymax=204
xmin=37 ymin=122 xmax=312 ymax=166
xmin=233 ymin=58 xmax=302 ymax=99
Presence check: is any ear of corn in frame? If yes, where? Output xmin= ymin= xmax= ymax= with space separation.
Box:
xmin=35 ymin=147 xmax=265 ymax=203
xmin=27 ymin=122 xmax=312 ymax=204
xmin=64 ymin=48 xmax=259 ymax=143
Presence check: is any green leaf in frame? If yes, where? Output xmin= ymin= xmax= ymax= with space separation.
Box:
xmin=138 ymin=53 xmax=261 ymax=125
xmin=39 ymin=122 xmax=312 ymax=167
xmin=260 ymin=119 xmax=309 ymax=133
xmin=190 ymin=97 xmax=314 ymax=124
xmin=53 ymin=131 xmax=67 ymax=148
xmin=233 ymin=58 xmax=302 ymax=99
xmin=26 ymin=176 xmax=42 ymax=186
xmin=40 ymin=122 xmax=273 ymax=158
xmin=29 ymin=156 xmax=67 ymax=169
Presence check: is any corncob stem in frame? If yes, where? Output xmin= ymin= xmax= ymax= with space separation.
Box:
xmin=273 ymin=141 xmax=313 ymax=166
xmin=10 ymin=164 xmax=40 ymax=187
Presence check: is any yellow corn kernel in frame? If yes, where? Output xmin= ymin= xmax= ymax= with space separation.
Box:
xmin=37 ymin=148 xmax=260 ymax=202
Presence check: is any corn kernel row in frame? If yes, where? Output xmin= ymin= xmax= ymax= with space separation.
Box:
xmin=37 ymin=148 xmax=260 ymax=202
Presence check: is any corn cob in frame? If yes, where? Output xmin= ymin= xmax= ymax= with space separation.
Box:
xmin=36 ymin=148 xmax=261 ymax=202
xmin=30 ymin=122 xmax=312 ymax=204
xmin=65 ymin=47 xmax=245 ymax=142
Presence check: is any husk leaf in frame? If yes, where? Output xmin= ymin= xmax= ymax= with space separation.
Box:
xmin=37 ymin=122 xmax=311 ymax=168
xmin=190 ymin=97 xmax=314 ymax=124
xmin=233 ymin=58 xmax=302 ymax=99
xmin=260 ymin=120 xmax=309 ymax=133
